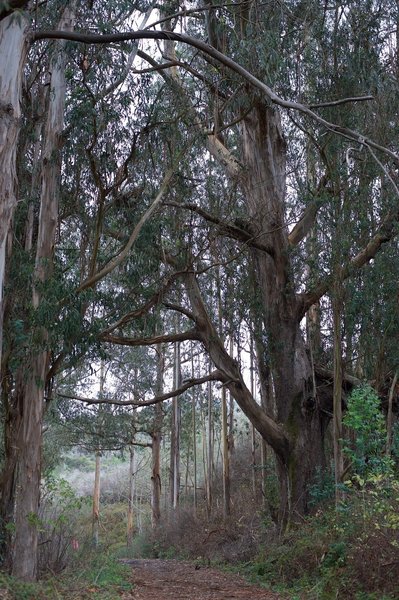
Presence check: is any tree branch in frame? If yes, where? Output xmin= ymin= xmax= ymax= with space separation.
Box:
xmin=101 ymin=273 xmax=177 ymax=334
xmin=288 ymin=197 xmax=324 ymax=246
xmin=136 ymin=49 xmax=241 ymax=178
xmin=164 ymin=201 xmax=275 ymax=255
xmin=182 ymin=270 xmax=290 ymax=462
xmin=298 ymin=208 xmax=399 ymax=317
xmin=100 ymin=328 xmax=201 ymax=347
xmin=57 ymin=371 xmax=222 ymax=407
xmin=144 ymin=2 xmax=248 ymax=30
xmin=31 ymin=29 xmax=399 ymax=165
xmin=308 ymin=95 xmax=374 ymax=109
xmin=75 ymin=148 xmax=186 ymax=293
xmin=162 ymin=301 xmax=196 ymax=321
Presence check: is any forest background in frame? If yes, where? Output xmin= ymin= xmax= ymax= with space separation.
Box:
xmin=0 ymin=0 xmax=398 ymax=597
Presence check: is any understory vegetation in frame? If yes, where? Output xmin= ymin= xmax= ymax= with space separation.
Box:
xmin=2 ymin=385 xmax=399 ymax=599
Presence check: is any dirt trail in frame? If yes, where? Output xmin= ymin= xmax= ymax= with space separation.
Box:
xmin=121 ymin=559 xmax=283 ymax=600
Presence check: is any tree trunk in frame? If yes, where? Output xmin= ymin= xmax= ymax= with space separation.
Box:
xmin=92 ymin=451 xmax=101 ymax=547
xmin=151 ymin=344 xmax=164 ymax=527
xmin=127 ymin=409 xmax=138 ymax=547
xmin=386 ymin=371 xmax=398 ymax=456
xmin=126 ymin=443 xmax=136 ymax=547
xmin=0 ymin=12 xmax=28 ymax=380
xmin=217 ymin=267 xmax=230 ymax=516
xmin=169 ymin=340 xmax=181 ymax=510
xmin=221 ymin=385 xmax=231 ymax=517
xmin=250 ymin=338 xmax=257 ymax=497
xmin=206 ymin=364 xmax=213 ymax=517
xmin=183 ymin=102 xmax=326 ymax=526
xmin=10 ymin=357 xmax=47 ymax=580
xmin=10 ymin=6 xmax=76 ymax=579
xmin=240 ymin=102 xmax=326 ymax=525
xmin=191 ymin=345 xmax=198 ymax=514
xmin=92 ymin=360 xmax=105 ymax=547
xmin=200 ymin=396 xmax=208 ymax=507
xmin=151 ymin=418 xmax=162 ymax=527
xmin=332 ymin=285 xmax=345 ymax=505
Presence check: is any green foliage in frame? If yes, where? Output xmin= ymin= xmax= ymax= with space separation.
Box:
xmin=343 ymin=385 xmax=393 ymax=477
xmin=309 ymin=467 xmax=335 ymax=507
xmin=321 ymin=541 xmax=347 ymax=568
xmin=240 ymin=476 xmax=399 ymax=599
xmin=0 ymin=549 xmax=132 ymax=599
xmin=37 ymin=477 xmax=90 ymax=574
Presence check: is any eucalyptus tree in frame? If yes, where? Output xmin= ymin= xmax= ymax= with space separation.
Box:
xmin=1 ymin=0 xmax=399 ymax=581
xmin=38 ymin=0 xmax=399 ymax=522
xmin=0 ymin=0 xmax=164 ymax=580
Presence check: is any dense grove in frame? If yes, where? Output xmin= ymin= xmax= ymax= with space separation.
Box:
xmin=0 ymin=0 xmax=398 ymax=595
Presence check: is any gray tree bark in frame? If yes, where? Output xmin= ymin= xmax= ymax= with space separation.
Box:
xmin=0 ymin=13 xmax=28 ymax=382
xmin=11 ymin=5 xmax=76 ymax=580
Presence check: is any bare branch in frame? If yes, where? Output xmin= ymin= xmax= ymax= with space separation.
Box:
xmin=101 ymin=273 xmax=177 ymax=334
xmin=162 ymin=302 xmax=196 ymax=321
xmin=136 ymin=50 xmax=241 ymax=178
xmin=288 ymin=197 xmax=324 ymax=246
xmin=76 ymin=147 xmax=187 ymax=293
xmin=314 ymin=364 xmax=361 ymax=388
xmin=99 ymin=4 xmax=154 ymax=99
xmin=57 ymin=371 xmax=222 ymax=407
xmin=137 ymin=49 xmax=228 ymax=100
xmin=100 ymin=328 xmax=201 ymax=347
xmin=308 ymin=95 xmax=374 ymax=109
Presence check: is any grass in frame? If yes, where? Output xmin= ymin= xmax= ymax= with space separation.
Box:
xmin=0 ymin=548 xmax=133 ymax=599
xmin=0 ymin=500 xmax=137 ymax=599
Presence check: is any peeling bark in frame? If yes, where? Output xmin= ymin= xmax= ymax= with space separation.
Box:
xmin=0 ymin=12 xmax=28 ymax=378
xmin=240 ymin=102 xmax=326 ymax=523
xmin=10 ymin=4 xmax=76 ymax=581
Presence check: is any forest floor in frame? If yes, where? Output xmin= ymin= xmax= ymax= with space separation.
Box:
xmin=120 ymin=558 xmax=283 ymax=600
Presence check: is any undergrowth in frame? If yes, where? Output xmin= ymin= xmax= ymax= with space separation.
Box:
xmin=239 ymin=476 xmax=399 ymax=599
xmin=0 ymin=546 xmax=132 ymax=599
xmin=0 ymin=500 xmax=133 ymax=599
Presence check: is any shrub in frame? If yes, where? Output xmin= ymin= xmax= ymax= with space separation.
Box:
xmin=343 ymin=385 xmax=393 ymax=478
xmin=38 ymin=477 xmax=89 ymax=574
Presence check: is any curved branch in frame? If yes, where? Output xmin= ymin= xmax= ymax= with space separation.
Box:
xmin=31 ymin=29 xmax=399 ymax=165
xmin=100 ymin=328 xmax=201 ymax=347
xmin=288 ymin=198 xmax=324 ymax=246
xmin=162 ymin=302 xmax=196 ymax=321
xmin=183 ymin=271 xmax=290 ymax=462
xmin=57 ymin=370 xmax=222 ymax=407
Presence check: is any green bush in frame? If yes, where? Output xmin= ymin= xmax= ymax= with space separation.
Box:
xmin=343 ymin=385 xmax=393 ymax=478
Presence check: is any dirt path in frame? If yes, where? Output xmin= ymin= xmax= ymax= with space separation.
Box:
xmin=121 ymin=559 xmax=284 ymax=600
